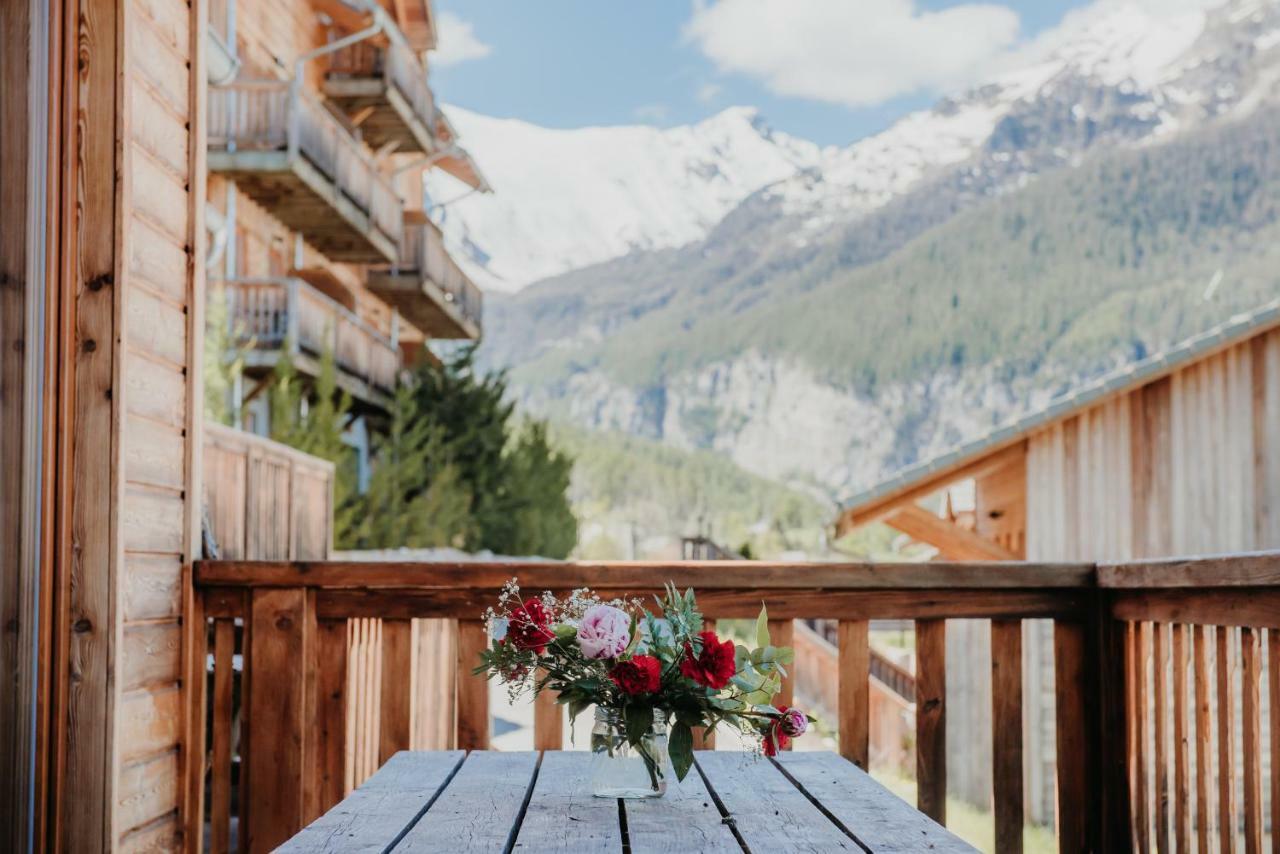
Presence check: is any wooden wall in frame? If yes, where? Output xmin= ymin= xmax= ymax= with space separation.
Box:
xmin=46 ymin=0 xmax=205 ymax=848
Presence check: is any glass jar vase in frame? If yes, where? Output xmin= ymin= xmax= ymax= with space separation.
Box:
xmin=588 ymin=707 xmax=669 ymax=798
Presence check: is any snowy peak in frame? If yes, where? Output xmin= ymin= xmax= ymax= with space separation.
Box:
xmin=427 ymin=106 xmax=821 ymax=292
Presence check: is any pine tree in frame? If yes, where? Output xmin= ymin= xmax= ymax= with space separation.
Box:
xmin=203 ymin=285 xmax=246 ymax=426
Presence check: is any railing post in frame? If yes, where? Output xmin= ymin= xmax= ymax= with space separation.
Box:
xmin=245 ymin=587 xmax=317 ymax=851
xmin=456 ymin=620 xmax=491 ymax=749
xmin=836 ymin=619 xmax=869 ymax=770
xmin=380 ymin=619 xmax=414 ymax=763
xmin=915 ymin=619 xmax=947 ymax=824
xmin=285 ymin=278 xmax=300 ymax=353
xmin=314 ymin=618 xmax=349 ymax=815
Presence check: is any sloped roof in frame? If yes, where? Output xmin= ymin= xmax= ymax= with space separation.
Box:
xmin=836 ymin=298 xmax=1280 ymax=533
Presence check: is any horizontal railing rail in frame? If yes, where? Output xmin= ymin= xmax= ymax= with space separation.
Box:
xmin=208 ymin=80 xmax=404 ymax=248
xmin=220 ymin=277 xmax=399 ymax=392
xmin=398 ymin=221 xmax=483 ymax=330
xmin=189 ymin=552 xmax=1280 ymax=853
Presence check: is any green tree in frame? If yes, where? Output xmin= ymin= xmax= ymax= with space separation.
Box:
xmin=203 ymin=285 xmax=246 ymax=426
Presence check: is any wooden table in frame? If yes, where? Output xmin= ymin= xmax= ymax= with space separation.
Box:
xmin=280 ymin=750 xmax=975 ymax=852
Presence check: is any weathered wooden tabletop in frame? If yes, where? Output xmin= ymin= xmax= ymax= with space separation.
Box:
xmin=279 ymin=750 xmax=974 ymax=853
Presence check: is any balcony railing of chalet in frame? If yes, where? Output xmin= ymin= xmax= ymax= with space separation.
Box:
xmin=207 ymin=80 xmax=403 ymax=262
xmin=324 ymin=38 xmax=437 ymax=153
xmin=368 ymin=221 xmax=483 ymax=339
xmin=187 ymin=554 xmax=1280 ymax=853
xmin=222 ymin=277 xmax=399 ymax=396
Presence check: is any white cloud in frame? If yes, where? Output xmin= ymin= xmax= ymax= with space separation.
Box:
xmin=431 ymin=11 xmax=493 ymax=67
xmin=696 ymin=82 xmax=723 ymax=102
xmin=684 ymin=0 xmax=1023 ymax=107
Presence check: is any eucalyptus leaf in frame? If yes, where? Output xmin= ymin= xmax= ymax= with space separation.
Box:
xmin=668 ymin=722 xmax=694 ymax=782
xmin=755 ymin=604 xmax=770 ymax=649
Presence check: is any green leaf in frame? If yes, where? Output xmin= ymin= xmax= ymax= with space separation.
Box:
xmin=625 ymin=704 xmax=654 ymax=748
xmin=755 ymin=604 xmax=770 ymax=649
xmin=775 ymin=646 xmax=796 ymax=665
xmin=567 ymin=697 xmax=591 ymax=724
xmin=668 ymin=722 xmax=694 ymax=782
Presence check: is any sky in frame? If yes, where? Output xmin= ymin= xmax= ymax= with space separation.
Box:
xmin=428 ymin=0 xmax=1106 ymax=147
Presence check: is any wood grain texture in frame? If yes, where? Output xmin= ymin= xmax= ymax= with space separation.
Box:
xmin=1054 ymin=620 xmax=1091 ymax=854
xmin=1099 ymin=553 xmax=1280 ymax=588
xmin=990 ymin=619 xmax=1023 ymax=854
xmin=247 ymin=587 xmax=314 ymax=851
xmin=1217 ymin=626 xmax=1237 ymax=854
xmin=696 ymin=751 xmax=857 ymax=851
xmin=395 ymin=752 xmax=538 ymax=853
xmin=882 ymin=504 xmax=1018 ymax=561
xmin=454 ymin=620 xmax=489 ymax=750
xmin=379 ymin=619 xmax=412 ymax=765
xmin=277 ymin=751 xmax=465 ymax=853
xmin=1153 ymin=622 xmax=1170 ymax=854
xmin=511 ymin=750 xmax=622 ymax=851
xmin=196 ymin=559 xmax=1095 ymax=590
xmin=624 ymin=755 xmax=741 ymax=854
xmin=1269 ymin=630 xmax=1279 ymax=854
xmin=1172 ymin=624 xmax=1190 ymax=850
xmin=914 ymin=618 xmax=947 ymax=824
xmin=1193 ymin=625 xmax=1212 ymax=853
xmin=1240 ymin=628 xmax=1262 ymax=853
xmin=1132 ymin=623 xmax=1151 ymax=853
xmin=315 ymin=619 xmax=349 ymax=815
xmin=210 ymin=620 xmax=234 ymax=854
xmin=836 ymin=619 xmax=869 ymax=769
xmin=1111 ymin=588 xmax=1280 ymax=629
xmin=774 ymin=752 xmax=975 ymax=852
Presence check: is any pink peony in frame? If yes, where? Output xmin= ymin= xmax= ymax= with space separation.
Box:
xmin=576 ymin=604 xmax=632 ymax=659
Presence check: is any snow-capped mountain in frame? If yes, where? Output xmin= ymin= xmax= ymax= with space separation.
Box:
xmin=426 ymin=106 xmax=821 ymax=292
xmin=477 ymin=0 xmax=1280 ymax=505
xmin=437 ymin=0 xmax=1280 ymax=298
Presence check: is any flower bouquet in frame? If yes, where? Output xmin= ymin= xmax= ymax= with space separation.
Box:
xmin=475 ymin=580 xmax=815 ymax=798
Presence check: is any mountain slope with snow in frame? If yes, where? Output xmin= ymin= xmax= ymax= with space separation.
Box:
xmin=426 ymin=106 xmax=821 ymax=292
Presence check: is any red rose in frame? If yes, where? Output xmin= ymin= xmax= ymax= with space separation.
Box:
xmin=679 ymin=630 xmax=736 ymax=689
xmin=507 ymin=598 xmax=555 ymax=654
xmin=609 ymin=655 xmax=662 ymax=695
xmin=762 ymin=725 xmax=791 ymax=756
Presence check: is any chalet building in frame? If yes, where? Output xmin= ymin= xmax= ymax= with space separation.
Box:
xmin=835 ymin=299 xmax=1280 ymax=825
xmin=206 ymin=0 xmax=486 ymax=469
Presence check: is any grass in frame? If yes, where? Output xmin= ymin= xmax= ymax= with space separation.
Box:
xmin=870 ymin=770 xmax=1057 ymax=853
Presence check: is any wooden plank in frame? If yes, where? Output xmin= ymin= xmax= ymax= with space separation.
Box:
xmin=1154 ymin=622 xmax=1169 ymax=854
xmin=1240 ymin=628 xmax=1263 ymax=853
xmin=120 ymin=621 xmax=182 ymax=691
xmin=1193 ymin=625 xmax=1212 ymax=854
xmin=1133 ymin=623 xmax=1151 ymax=853
xmin=695 ymin=751 xmax=857 ymax=851
xmin=1097 ymin=606 xmax=1134 ymax=851
xmin=247 ymin=587 xmax=314 ymax=851
xmin=1269 ymin=630 xmax=1280 ymax=854
xmin=915 ymin=618 xmax=947 ymax=824
xmin=196 ymin=559 xmax=1096 ymax=590
xmin=118 ymin=685 xmax=182 ymax=762
xmin=836 ymin=619 xmax=869 ymax=769
xmin=769 ymin=618 xmax=795 ymax=715
xmin=532 ymin=682 xmax=563 ymax=751
xmin=380 ymin=619 xmax=413 ymax=765
xmin=278 ymin=751 xmax=465 ymax=853
xmin=512 ymin=750 xmax=622 ymax=850
xmin=1099 ymin=553 xmax=1280 ymax=588
xmin=1112 ymin=589 xmax=1280 ymax=629
xmin=315 ymin=620 xmax=348 ymax=814
xmin=396 ymin=752 xmax=539 ymax=852
xmin=883 ymin=504 xmax=1018 ymax=561
xmin=774 ymin=752 xmax=973 ymax=852
xmin=210 ymin=620 xmax=234 ymax=854
xmin=1055 ymin=621 xmax=1091 ymax=853
xmin=313 ymin=586 xmax=1089 ymax=622
xmin=625 ymin=754 xmax=741 ymax=854
xmin=1172 ymin=624 xmax=1190 ymax=850
xmin=454 ymin=620 xmax=490 ymax=750
xmin=1217 ymin=626 xmax=1237 ymax=854
xmin=991 ymin=619 xmax=1023 ymax=854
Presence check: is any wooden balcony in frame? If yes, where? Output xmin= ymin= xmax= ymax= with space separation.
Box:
xmin=323 ymin=39 xmax=438 ymax=154
xmin=368 ymin=220 xmax=483 ymax=339
xmin=222 ymin=277 xmax=399 ymax=408
xmin=187 ymin=552 xmax=1280 ymax=852
xmin=208 ymin=80 xmax=403 ymax=263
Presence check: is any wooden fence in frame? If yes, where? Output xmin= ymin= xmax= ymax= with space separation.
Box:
xmin=188 ymin=554 xmax=1280 ymax=853
xmin=202 ymin=422 xmax=333 ymax=561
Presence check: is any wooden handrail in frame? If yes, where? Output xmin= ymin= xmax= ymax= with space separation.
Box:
xmin=190 ymin=552 xmax=1280 ymax=853
xmin=396 ymin=220 xmax=484 ymax=328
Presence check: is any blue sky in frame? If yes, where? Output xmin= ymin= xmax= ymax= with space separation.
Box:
xmin=429 ymin=0 xmax=1097 ymax=147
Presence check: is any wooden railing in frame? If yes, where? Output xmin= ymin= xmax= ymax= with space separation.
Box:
xmin=221 ymin=277 xmax=399 ymax=393
xmin=208 ymin=80 xmax=403 ymax=248
xmin=326 ymin=37 xmax=436 ymax=133
xmin=187 ymin=554 xmax=1280 ymax=853
xmin=399 ymin=221 xmax=483 ymax=331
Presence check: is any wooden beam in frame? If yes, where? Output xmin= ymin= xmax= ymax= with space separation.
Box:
xmin=883 ymin=504 xmax=1018 ymax=561
xmin=837 ymin=441 xmax=1027 ymax=535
